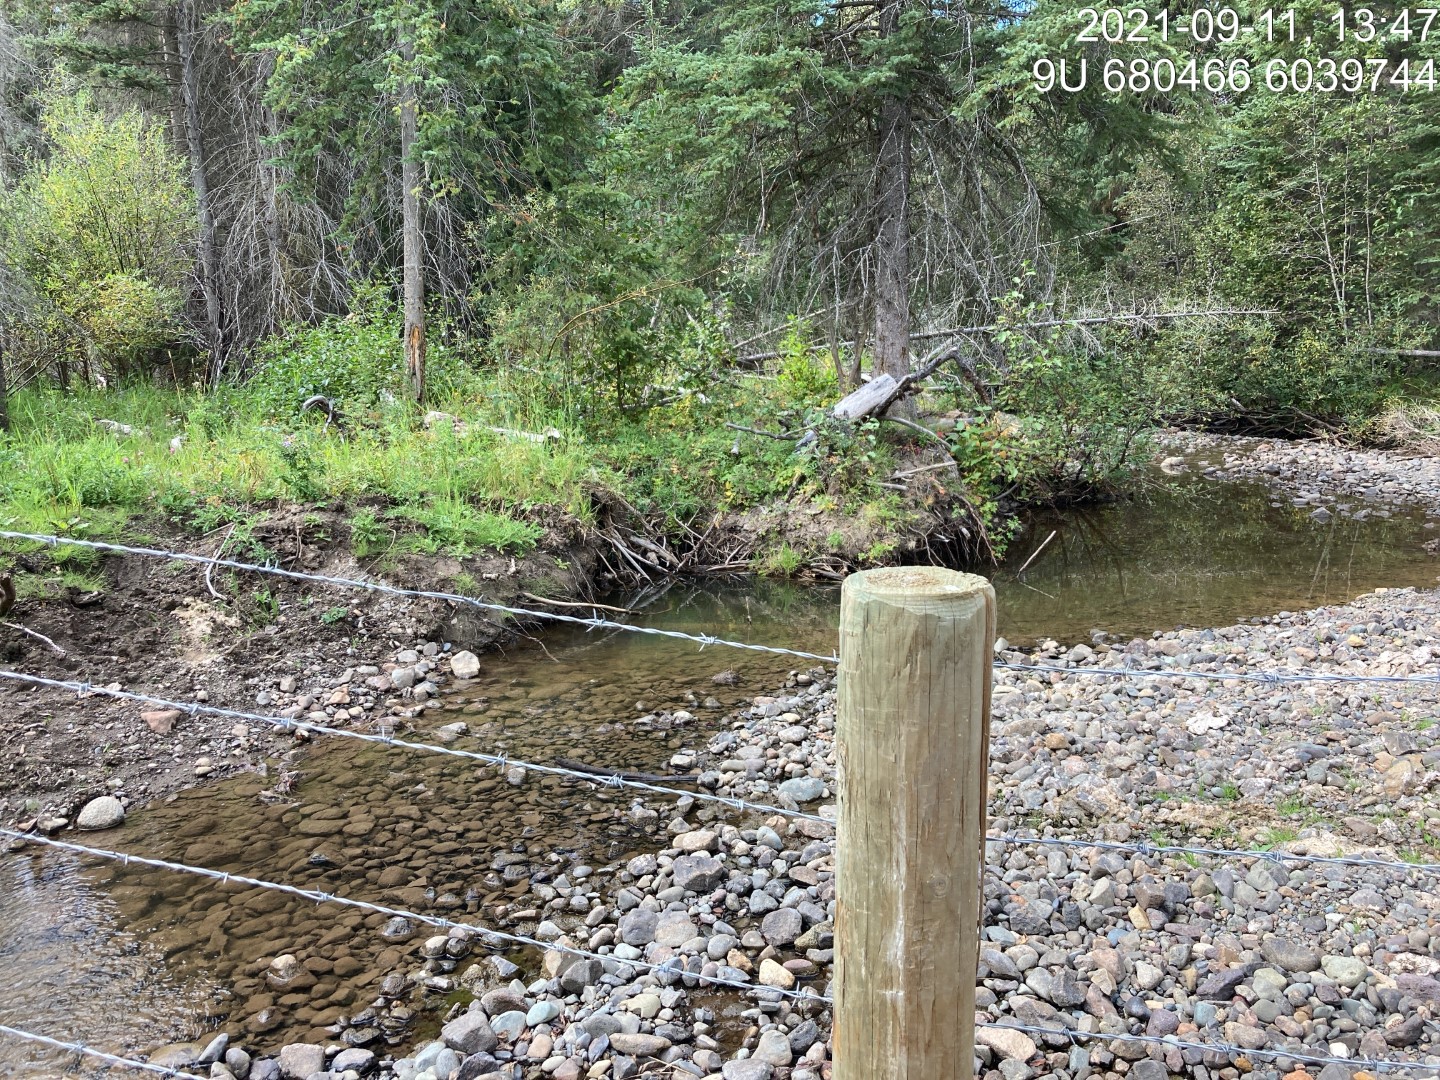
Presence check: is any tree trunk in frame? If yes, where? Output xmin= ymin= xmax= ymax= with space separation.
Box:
xmin=400 ymin=37 xmax=426 ymax=404
xmin=258 ymin=54 xmax=287 ymax=332
xmin=159 ymin=12 xmax=188 ymax=154
xmin=0 ymin=336 xmax=9 ymax=433
xmin=177 ymin=0 xmax=225 ymax=382
xmin=872 ymin=1 xmax=913 ymax=419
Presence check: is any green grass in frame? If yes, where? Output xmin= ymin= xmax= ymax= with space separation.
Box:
xmin=0 ymin=374 xmax=916 ymax=566
xmin=1258 ymin=826 xmax=1298 ymax=849
xmin=756 ymin=542 xmax=804 ymax=576
xmin=13 ymin=565 xmax=107 ymax=599
xmin=1276 ymin=794 xmax=1327 ymax=825
xmin=0 ymin=385 xmax=606 ymax=548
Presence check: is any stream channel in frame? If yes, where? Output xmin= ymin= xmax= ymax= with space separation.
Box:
xmin=4 ymin=465 xmax=1440 ymax=1076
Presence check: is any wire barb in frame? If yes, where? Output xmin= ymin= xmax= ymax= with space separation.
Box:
xmin=0 ymin=1023 xmax=206 ymax=1077
xmin=0 ymin=530 xmax=840 ymax=664
xmin=0 ymin=669 xmax=833 ymax=825
xmin=0 ymin=829 xmax=828 ymax=1005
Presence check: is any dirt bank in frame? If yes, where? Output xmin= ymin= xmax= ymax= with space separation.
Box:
xmin=0 ymin=506 xmax=599 ymax=830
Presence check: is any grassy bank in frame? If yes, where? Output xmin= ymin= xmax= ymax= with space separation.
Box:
xmin=0 ymin=367 xmax=931 ymax=579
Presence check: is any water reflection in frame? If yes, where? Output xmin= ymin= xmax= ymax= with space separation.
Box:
xmin=992 ymin=475 xmax=1440 ymax=642
xmin=0 ymin=849 xmax=219 ymax=1076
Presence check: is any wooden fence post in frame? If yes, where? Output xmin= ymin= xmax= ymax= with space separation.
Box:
xmin=833 ymin=566 xmax=994 ymax=1079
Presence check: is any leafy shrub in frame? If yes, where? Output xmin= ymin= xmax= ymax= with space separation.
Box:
xmin=775 ymin=323 xmax=837 ymax=408
xmin=247 ymin=284 xmax=478 ymax=419
xmin=2 ymin=85 xmax=192 ymax=379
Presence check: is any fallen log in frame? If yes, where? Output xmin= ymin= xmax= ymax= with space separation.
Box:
xmin=831 ymin=373 xmax=899 ymax=421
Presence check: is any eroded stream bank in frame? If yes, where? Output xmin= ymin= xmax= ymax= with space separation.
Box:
xmin=3 ymin=435 xmax=1440 ymax=1078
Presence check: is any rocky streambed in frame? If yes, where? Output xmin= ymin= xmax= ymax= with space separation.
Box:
xmin=1163 ymin=432 xmax=1440 ymax=525
xmin=48 ymin=573 xmax=1437 ymax=1080
xmin=6 ymin=433 xmax=1440 ymax=1080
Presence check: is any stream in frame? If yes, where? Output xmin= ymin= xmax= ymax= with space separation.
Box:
xmin=3 ymin=467 xmax=1438 ymax=1076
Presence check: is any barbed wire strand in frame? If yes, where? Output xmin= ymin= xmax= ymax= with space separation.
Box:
xmin=6 ymin=668 xmax=1438 ymax=874
xmin=2 ymin=846 xmax=1434 ymax=1077
xmin=6 ymin=530 xmax=1440 ymax=687
xmin=0 ymin=829 xmax=829 ymax=1006
xmin=0 ymin=531 xmax=839 ymax=664
xmin=989 ymin=832 xmax=1440 ymax=875
xmin=0 ymin=1023 xmax=203 ymax=1077
xmin=0 ymin=670 xmax=832 ymax=825
xmin=991 ymin=1019 xmax=1440 ymax=1075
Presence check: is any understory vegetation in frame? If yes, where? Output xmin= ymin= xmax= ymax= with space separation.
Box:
xmin=1 ymin=0 xmax=1438 ymax=575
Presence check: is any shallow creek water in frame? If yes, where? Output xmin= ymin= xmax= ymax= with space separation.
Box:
xmin=3 ymin=469 xmax=1439 ymax=1075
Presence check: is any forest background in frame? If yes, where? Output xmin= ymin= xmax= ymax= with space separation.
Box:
xmin=1 ymin=0 xmax=1438 ymax=576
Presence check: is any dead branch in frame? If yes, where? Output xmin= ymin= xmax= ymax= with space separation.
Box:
xmin=742 ymin=308 xmax=1279 ymax=364
xmin=723 ymin=422 xmax=799 ymax=441
xmin=204 ymin=524 xmax=235 ymax=602
xmin=1 ymin=621 xmax=66 ymax=657
xmin=518 ymin=591 xmax=637 ymax=615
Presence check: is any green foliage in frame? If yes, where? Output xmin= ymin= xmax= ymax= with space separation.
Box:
xmin=349 ymin=509 xmax=391 ymax=558
xmin=2 ymin=84 xmax=192 ymax=378
xmin=477 ymin=183 xmax=727 ymax=417
xmin=392 ymin=499 xmax=541 ymax=556
xmin=247 ymin=285 xmax=479 ymax=419
xmin=775 ymin=325 xmax=837 ymax=409
xmin=757 ymin=542 xmax=803 ymax=576
xmin=227 ymin=0 xmax=589 ymax=286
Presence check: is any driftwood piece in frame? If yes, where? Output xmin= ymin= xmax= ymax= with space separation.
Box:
xmin=301 ymin=395 xmax=344 ymax=431
xmin=1 ymin=620 xmax=67 ymax=657
xmin=831 ymin=373 xmax=899 ymax=421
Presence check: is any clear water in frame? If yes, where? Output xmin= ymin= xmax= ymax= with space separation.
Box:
xmin=2 ymin=468 xmax=1436 ymax=1073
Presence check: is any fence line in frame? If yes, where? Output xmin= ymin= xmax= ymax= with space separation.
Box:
xmin=5 ymin=833 xmax=1437 ymax=1076
xmin=7 ymin=667 xmax=1439 ymax=876
xmin=0 ymin=530 xmax=839 ymax=665
xmin=990 ymin=832 xmax=1440 ymax=875
xmin=6 ymin=533 xmax=1440 ymax=1074
xmin=6 ymin=529 xmax=1440 ymax=687
xmin=0 ymin=1024 xmax=203 ymax=1078
xmin=0 ymin=829 xmax=830 ymax=1006
xmin=0 ymin=669 xmax=832 ymax=826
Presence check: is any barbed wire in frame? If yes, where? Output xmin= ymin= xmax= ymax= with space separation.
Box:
xmin=4 ymin=841 xmax=1436 ymax=1077
xmin=8 ymin=666 xmax=1438 ymax=872
xmin=992 ymin=1019 xmax=1440 ymax=1075
xmin=0 ymin=829 xmax=830 ymax=1006
xmin=997 ymin=658 xmax=1440 ymax=688
xmin=990 ymin=832 xmax=1440 ymax=875
xmin=0 ymin=670 xmax=833 ymax=825
xmin=0 ymin=1023 xmax=203 ymax=1077
xmin=7 ymin=529 xmax=1440 ymax=687
xmin=0 ymin=531 xmax=839 ymax=665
